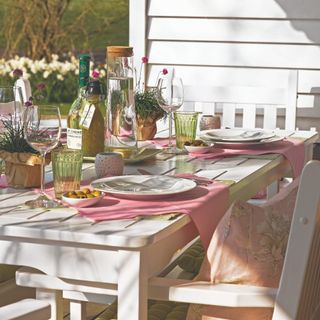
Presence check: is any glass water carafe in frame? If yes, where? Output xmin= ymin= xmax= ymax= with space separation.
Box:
xmin=105 ymin=46 xmax=137 ymax=159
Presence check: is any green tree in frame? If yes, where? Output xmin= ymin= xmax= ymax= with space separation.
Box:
xmin=0 ymin=0 xmax=128 ymax=60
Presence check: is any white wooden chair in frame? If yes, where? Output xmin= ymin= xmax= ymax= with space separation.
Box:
xmin=14 ymin=79 xmax=32 ymax=103
xmin=0 ymin=298 xmax=51 ymax=320
xmin=182 ymin=70 xmax=298 ymax=131
xmin=147 ymin=160 xmax=320 ymax=320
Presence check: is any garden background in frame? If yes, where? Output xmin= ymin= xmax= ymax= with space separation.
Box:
xmin=0 ymin=0 xmax=129 ymax=115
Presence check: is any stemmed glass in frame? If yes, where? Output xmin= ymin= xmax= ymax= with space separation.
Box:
xmin=23 ymin=105 xmax=61 ymax=208
xmin=156 ymin=76 xmax=184 ymax=153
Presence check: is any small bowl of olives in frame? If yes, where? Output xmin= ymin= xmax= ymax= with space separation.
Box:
xmin=62 ymin=188 xmax=105 ymax=208
xmin=184 ymin=140 xmax=214 ymax=154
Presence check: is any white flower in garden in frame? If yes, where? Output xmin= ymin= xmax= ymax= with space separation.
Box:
xmin=57 ymin=74 xmax=64 ymax=81
xmin=30 ymin=64 xmax=38 ymax=74
xmin=43 ymin=70 xmax=50 ymax=79
xmin=51 ymin=54 xmax=59 ymax=61
xmin=99 ymin=69 xmax=106 ymax=77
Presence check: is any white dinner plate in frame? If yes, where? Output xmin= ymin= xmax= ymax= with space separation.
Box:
xmin=91 ymin=175 xmax=197 ymax=199
xmin=203 ymin=129 xmax=275 ymax=142
xmin=200 ymin=135 xmax=284 ymax=148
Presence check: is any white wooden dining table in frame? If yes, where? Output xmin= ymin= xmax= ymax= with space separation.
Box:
xmin=0 ymin=130 xmax=317 ymax=320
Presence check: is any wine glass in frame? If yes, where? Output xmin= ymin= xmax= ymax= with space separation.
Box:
xmin=24 ymin=105 xmax=61 ymax=208
xmin=157 ymin=76 xmax=184 ymax=153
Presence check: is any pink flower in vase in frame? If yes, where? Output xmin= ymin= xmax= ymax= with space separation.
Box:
xmin=162 ymin=68 xmax=168 ymax=75
xmin=24 ymin=97 xmax=33 ymax=107
xmin=141 ymin=56 xmax=149 ymax=64
xmin=91 ymin=70 xmax=100 ymax=79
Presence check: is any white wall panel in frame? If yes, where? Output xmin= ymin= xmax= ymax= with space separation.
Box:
xmin=148 ymin=41 xmax=320 ymax=70
xmin=148 ymin=0 xmax=320 ymax=19
xmin=130 ymin=0 xmax=320 ymax=125
xmin=148 ymin=18 xmax=320 ymax=44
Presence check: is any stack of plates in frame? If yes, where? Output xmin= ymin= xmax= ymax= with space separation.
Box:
xmin=200 ymin=129 xmax=283 ymax=146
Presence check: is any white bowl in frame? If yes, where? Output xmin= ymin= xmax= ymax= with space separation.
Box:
xmin=184 ymin=144 xmax=214 ymax=154
xmin=62 ymin=192 xmax=105 ymax=208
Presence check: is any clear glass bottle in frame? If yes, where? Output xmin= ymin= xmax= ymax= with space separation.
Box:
xmin=67 ymin=54 xmax=90 ymax=150
xmin=105 ymin=46 xmax=137 ymax=159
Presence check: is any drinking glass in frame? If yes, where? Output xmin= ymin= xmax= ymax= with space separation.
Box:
xmin=157 ymin=76 xmax=184 ymax=153
xmin=24 ymin=105 xmax=62 ymax=208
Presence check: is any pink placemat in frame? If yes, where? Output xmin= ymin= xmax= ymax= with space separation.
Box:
xmin=77 ymin=180 xmax=229 ymax=249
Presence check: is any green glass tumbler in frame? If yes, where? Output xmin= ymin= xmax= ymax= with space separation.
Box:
xmin=174 ymin=111 xmax=200 ymax=149
xmin=52 ymin=148 xmax=83 ymax=199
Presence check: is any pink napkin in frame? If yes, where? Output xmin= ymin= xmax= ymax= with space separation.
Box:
xmin=78 ymin=181 xmax=229 ymax=249
xmin=189 ymin=138 xmax=305 ymax=177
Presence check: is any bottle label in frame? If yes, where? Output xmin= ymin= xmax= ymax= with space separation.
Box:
xmin=80 ymin=103 xmax=95 ymax=129
xmin=67 ymin=128 xmax=82 ymax=149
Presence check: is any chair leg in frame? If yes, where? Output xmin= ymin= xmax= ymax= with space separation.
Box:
xmin=36 ymin=289 xmax=64 ymax=320
xmin=69 ymin=300 xmax=87 ymax=320
xmin=266 ymin=180 xmax=279 ymax=199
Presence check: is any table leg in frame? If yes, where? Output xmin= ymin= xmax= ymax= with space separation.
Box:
xmin=117 ymin=250 xmax=147 ymax=320
xmin=36 ymin=288 xmax=64 ymax=320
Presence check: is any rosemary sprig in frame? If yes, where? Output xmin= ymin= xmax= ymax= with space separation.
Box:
xmin=135 ymin=89 xmax=166 ymax=120
xmin=0 ymin=118 xmax=38 ymax=154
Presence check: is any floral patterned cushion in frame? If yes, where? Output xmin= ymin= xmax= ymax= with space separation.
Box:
xmin=187 ymin=178 xmax=300 ymax=320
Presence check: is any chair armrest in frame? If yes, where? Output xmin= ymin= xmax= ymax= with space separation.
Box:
xmin=0 ymin=298 xmax=50 ymax=319
xmin=149 ymin=277 xmax=277 ymax=308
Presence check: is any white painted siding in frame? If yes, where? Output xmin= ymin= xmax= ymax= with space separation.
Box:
xmin=130 ymin=0 xmax=320 ymax=129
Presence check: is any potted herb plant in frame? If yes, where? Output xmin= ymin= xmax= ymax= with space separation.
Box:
xmin=135 ymin=57 xmax=167 ymax=140
xmin=0 ymin=114 xmax=49 ymax=188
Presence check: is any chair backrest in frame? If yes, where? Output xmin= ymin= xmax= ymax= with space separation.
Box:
xmin=182 ymin=70 xmax=298 ymax=131
xmin=14 ymin=78 xmax=32 ymax=103
xmin=273 ymin=160 xmax=320 ymax=320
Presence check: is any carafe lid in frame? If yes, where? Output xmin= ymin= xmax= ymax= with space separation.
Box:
xmin=107 ymin=46 xmax=133 ymax=57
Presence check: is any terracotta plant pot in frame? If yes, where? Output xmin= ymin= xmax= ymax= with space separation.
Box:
xmin=0 ymin=151 xmax=50 ymax=188
xmin=136 ymin=116 xmax=158 ymax=140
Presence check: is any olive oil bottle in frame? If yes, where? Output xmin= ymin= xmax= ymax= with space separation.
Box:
xmin=80 ymin=79 xmax=106 ymax=157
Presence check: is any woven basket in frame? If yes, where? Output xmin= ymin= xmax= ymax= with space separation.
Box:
xmin=0 ymin=151 xmax=50 ymax=188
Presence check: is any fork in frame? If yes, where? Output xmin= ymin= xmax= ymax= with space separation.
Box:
xmin=137 ymin=168 xmax=212 ymax=186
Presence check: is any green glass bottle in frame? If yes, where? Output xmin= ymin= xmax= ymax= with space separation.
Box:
xmin=67 ymin=54 xmax=91 ymax=150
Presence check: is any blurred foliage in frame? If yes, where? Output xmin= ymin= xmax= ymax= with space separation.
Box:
xmin=0 ymin=55 xmax=107 ymax=111
xmin=0 ymin=0 xmax=129 ymax=60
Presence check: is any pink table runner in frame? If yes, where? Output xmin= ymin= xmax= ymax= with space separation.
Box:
xmin=153 ymin=137 xmax=305 ymax=178
xmin=78 ymin=181 xmax=229 ymax=249
xmin=190 ymin=138 xmax=304 ymax=177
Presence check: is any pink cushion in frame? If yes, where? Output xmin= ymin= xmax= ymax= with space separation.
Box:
xmin=187 ymin=178 xmax=300 ymax=320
